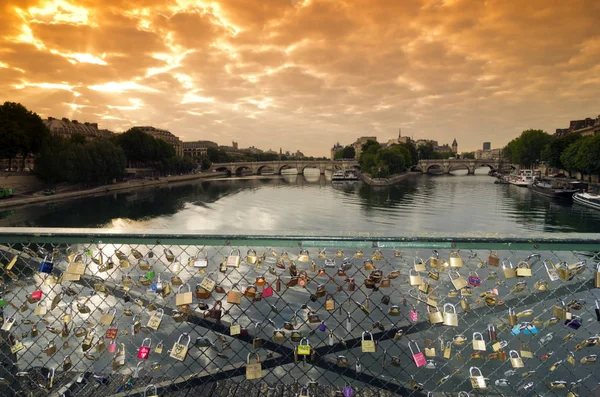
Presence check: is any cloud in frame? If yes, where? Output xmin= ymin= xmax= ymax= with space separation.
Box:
xmin=1 ymin=0 xmax=599 ymax=155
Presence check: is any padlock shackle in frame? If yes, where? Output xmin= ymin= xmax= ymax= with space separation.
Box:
xmin=156 ymin=309 xmax=164 ymax=318
xmin=361 ymin=331 xmax=373 ymax=341
xmin=141 ymin=338 xmax=152 ymax=347
xmin=229 ymin=248 xmax=240 ymax=255
xmin=407 ymin=340 xmax=420 ymax=354
xmin=247 ymin=352 xmax=260 ymax=363
xmin=299 ymin=337 xmax=310 ymax=346
xmin=501 ymin=259 xmax=513 ymax=269
xmin=176 ymin=333 xmax=191 ymax=346
xmin=409 ymin=269 xmax=420 ymax=276
xmin=443 ymin=303 xmax=456 ymax=314
xmin=136 ymin=361 xmax=144 ymax=370
xmin=144 ymin=385 xmax=158 ymax=396
xmin=472 ymin=332 xmax=483 ymax=340
xmin=414 ymin=256 xmax=424 ymax=265
xmin=457 ymin=391 xmax=470 ymax=397
xmin=508 ymin=350 xmax=520 ymax=359
xmin=469 ymin=366 xmax=483 ymax=377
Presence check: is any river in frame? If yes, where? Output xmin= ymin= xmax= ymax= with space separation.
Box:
xmin=1 ymin=169 xmax=599 ymax=234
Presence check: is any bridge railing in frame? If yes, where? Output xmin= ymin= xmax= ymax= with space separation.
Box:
xmin=0 ymin=229 xmax=598 ymax=396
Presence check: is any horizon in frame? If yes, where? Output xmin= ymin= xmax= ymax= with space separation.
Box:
xmin=1 ymin=0 xmax=599 ymax=156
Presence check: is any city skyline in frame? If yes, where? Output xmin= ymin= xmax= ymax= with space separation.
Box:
xmin=0 ymin=0 xmax=598 ymax=157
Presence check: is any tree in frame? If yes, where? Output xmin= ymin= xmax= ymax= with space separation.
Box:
xmin=0 ymin=102 xmax=50 ymax=170
xmin=417 ymin=142 xmax=435 ymax=160
xmin=334 ymin=146 xmax=356 ymax=160
xmin=375 ymin=148 xmax=405 ymax=175
xmin=398 ymin=142 xmax=418 ymax=166
xmin=503 ymin=129 xmax=551 ymax=167
xmin=461 ymin=152 xmax=475 ymax=159
xmin=359 ymin=140 xmax=380 ymax=172
xmin=541 ymin=133 xmax=581 ymax=169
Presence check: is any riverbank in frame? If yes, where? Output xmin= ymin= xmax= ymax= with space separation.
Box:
xmin=0 ymin=171 xmax=228 ymax=209
xmin=360 ymin=171 xmax=419 ymax=186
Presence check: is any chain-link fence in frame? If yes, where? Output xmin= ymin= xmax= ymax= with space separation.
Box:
xmin=0 ymin=231 xmax=599 ymax=397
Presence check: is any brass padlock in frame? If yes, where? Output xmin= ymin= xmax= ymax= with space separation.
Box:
xmin=596 ymin=263 xmax=600 ymax=288
xmin=449 ymin=251 xmax=463 ymax=268
xmin=508 ymin=307 xmax=517 ymax=326
xmin=516 ymin=261 xmax=532 ymax=277
xmin=449 ymin=271 xmax=467 ymax=290
xmin=509 ymin=350 xmax=524 ymax=368
xmin=472 ymin=332 xmax=486 ymax=351
xmin=427 ymin=305 xmax=444 ymax=324
xmin=429 ymin=250 xmax=440 ymax=268
xmin=502 ymin=259 xmax=516 ymax=278
xmin=424 ymin=339 xmax=436 ymax=357
xmin=488 ymin=251 xmax=500 ymax=267
xmin=325 ymin=294 xmax=335 ymax=311
xmin=442 ymin=303 xmax=458 ymax=326
xmin=409 ymin=270 xmax=423 ymax=286
xmin=414 ymin=257 xmax=426 ymax=272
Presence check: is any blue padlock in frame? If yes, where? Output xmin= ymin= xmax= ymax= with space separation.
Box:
xmin=39 ymin=255 xmax=54 ymax=274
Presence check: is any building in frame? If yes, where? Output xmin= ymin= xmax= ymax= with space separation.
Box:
xmin=43 ymin=117 xmax=114 ymax=139
xmin=182 ymin=140 xmax=218 ymax=158
xmin=436 ymin=144 xmax=452 ymax=153
xmin=452 ymin=139 xmax=458 ymax=154
xmin=475 ymin=148 xmax=503 ymax=160
xmin=387 ymin=128 xmax=412 ymax=147
xmin=330 ymin=142 xmax=343 ymax=160
xmin=555 ymin=115 xmax=600 ymax=137
xmin=483 ymin=142 xmax=491 ymax=151
xmin=131 ymin=126 xmax=183 ymax=156
xmin=352 ymin=136 xmax=377 ymax=159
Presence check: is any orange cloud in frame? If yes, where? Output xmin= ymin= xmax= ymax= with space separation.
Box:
xmin=1 ymin=0 xmax=599 ymax=155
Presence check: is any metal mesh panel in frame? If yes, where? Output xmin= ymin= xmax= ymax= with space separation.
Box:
xmin=0 ymin=232 xmax=598 ymax=397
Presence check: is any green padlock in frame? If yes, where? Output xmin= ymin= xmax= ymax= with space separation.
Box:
xmin=0 ymin=299 xmax=7 ymax=308
xmin=147 ymin=270 xmax=156 ymax=281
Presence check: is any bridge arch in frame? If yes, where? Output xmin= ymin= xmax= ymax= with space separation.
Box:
xmin=234 ymin=165 xmax=253 ymax=176
xmin=448 ymin=163 xmax=470 ymax=173
xmin=214 ymin=166 xmax=232 ymax=176
xmin=301 ymin=165 xmax=320 ymax=175
xmin=257 ymin=165 xmax=275 ymax=175
xmin=277 ymin=164 xmax=294 ymax=175
xmin=426 ymin=164 xmax=444 ymax=174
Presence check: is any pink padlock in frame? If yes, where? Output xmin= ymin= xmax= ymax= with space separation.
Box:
xmin=408 ymin=341 xmax=426 ymax=367
xmin=108 ymin=340 xmax=117 ymax=353
xmin=137 ymin=338 xmax=151 ymax=359
xmin=409 ymin=307 xmax=418 ymax=322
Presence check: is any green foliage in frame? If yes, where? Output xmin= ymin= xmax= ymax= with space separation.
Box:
xmin=334 ymin=146 xmax=356 ymax=160
xmin=397 ymin=142 xmax=418 ymax=165
xmin=503 ymin=129 xmax=551 ymax=167
xmin=0 ymin=101 xmax=50 ymax=170
xmin=35 ymin=136 xmax=126 ymax=185
xmin=111 ymin=128 xmax=161 ymax=164
xmin=560 ymin=135 xmax=600 ymax=176
xmin=541 ymin=133 xmax=582 ymax=169
xmin=417 ymin=142 xmax=435 ymax=160
xmin=200 ymin=157 xmax=212 ymax=171
xmin=359 ymin=140 xmax=408 ymax=177
xmin=461 ymin=151 xmax=475 ymax=159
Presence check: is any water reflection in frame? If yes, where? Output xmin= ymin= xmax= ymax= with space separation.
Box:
xmin=1 ymin=172 xmax=599 ymax=235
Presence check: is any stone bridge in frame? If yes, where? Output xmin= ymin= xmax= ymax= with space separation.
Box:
xmin=415 ymin=159 xmax=518 ymax=175
xmin=209 ymin=160 xmax=360 ymax=176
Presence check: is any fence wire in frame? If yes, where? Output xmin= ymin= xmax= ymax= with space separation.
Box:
xmin=0 ymin=234 xmax=598 ymax=397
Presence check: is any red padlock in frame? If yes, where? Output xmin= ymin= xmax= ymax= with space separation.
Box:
xmin=108 ymin=340 xmax=117 ymax=353
xmin=137 ymin=338 xmax=151 ymax=359
xmin=105 ymin=325 xmax=118 ymax=339
xmin=30 ymin=290 xmax=43 ymax=302
xmin=408 ymin=341 xmax=426 ymax=367
xmin=468 ymin=271 xmax=482 ymax=287
xmin=262 ymin=285 xmax=273 ymax=298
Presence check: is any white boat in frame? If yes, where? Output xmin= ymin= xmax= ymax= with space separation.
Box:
xmin=508 ymin=170 xmax=534 ymax=187
xmin=332 ymin=169 xmax=359 ymax=181
xmin=573 ymin=192 xmax=600 ymax=210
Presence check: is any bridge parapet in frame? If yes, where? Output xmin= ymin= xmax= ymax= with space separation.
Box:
xmin=416 ymin=159 xmax=517 ymax=175
xmin=209 ymin=160 xmax=360 ymax=176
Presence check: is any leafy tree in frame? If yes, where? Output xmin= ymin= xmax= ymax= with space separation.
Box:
xmin=334 ymin=146 xmax=356 ymax=160
xmin=417 ymin=142 xmax=435 ymax=160
xmin=541 ymin=133 xmax=581 ymax=169
xmin=70 ymin=133 xmax=87 ymax=145
xmin=461 ymin=152 xmax=475 ymax=159
xmin=359 ymin=140 xmax=380 ymax=172
xmin=375 ymin=148 xmax=405 ymax=175
xmin=0 ymin=102 xmax=50 ymax=170
xmin=397 ymin=142 xmax=418 ymax=165
xmin=200 ymin=157 xmax=212 ymax=171
xmin=503 ymin=129 xmax=551 ymax=167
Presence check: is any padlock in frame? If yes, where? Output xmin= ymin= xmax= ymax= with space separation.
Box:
xmin=45 ymin=342 xmax=57 ymax=355
xmin=107 ymin=339 xmax=117 ymax=353
xmin=596 ymin=263 xmax=600 ymax=288
xmin=99 ymin=308 xmax=117 ymax=326
xmin=193 ymin=248 xmax=209 ymax=269
xmin=245 ymin=352 xmax=262 ymax=379
xmin=543 ymin=259 xmax=559 ymax=281
xmin=227 ymin=286 xmax=242 ymax=304
xmin=155 ymin=340 xmax=163 ymax=354
xmin=388 ymin=305 xmax=400 ymax=316
xmin=252 ymin=323 xmax=262 ymax=348
xmin=469 ymin=366 xmax=487 ymax=390
xmin=131 ymin=315 xmax=141 ymax=335
xmin=449 ymin=270 xmax=467 ymax=290
xmin=520 ymin=343 xmax=533 ymax=359
xmin=63 ymin=355 xmax=73 ymax=371
xmin=1 ymin=316 xmax=16 ymax=331
xmin=245 ymin=249 xmax=258 ymax=265
xmin=409 ymin=269 xmax=423 ymax=286
xmin=488 ymin=251 xmax=500 ymax=267
xmin=449 ymin=251 xmax=463 ymax=268
xmin=595 ymin=300 xmax=600 ymax=321
xmin=428 ymin=268 xmax=440 ymax=280
xmin=461 ymin=297 xmax=471 ymax=312
xmin=472 ymin=332 xmax=486 ymax=351
xmin=443 ymin=303 xmax=458 ymax=326
xmin=408 ymin=341 xmax=426 ymax=367
xmin=467 ymin=271 xmax=481 ymax=287
xmin=297 ymin=337 xmax=311 ymax=356
xmin=502 ymin=259 xmax=516 ymax=278
xmin=137 ymin=338 xmax=152 ymax=359
xmin=39 ymin=254 xmax=54 ymax=274
xmin=112 ymin=344 xmax=125 ymax=370
xmin=507 ymin=308 xmax=517 ymax=326
xmin=147 ymin=308 xmax=164 ymax=330
xmin=170 ymin=333 xmax=191 ymax=361
xmin=552 ymin=301 xmax=566 ymax=320
xmin=291 ymin=330 xmax=302 ymax=342
xmin=414 ymin=257 xmax=426 ymax=272
xmin=409 ymin=307 xmax=418 ymax=322
xmin=380 ymin=295 xmax=390 ymax=305
xmin=487 ymin=324 xmax=497 ymax=341
xmin=428 ymin=250 xmax=440 ymax=268
xmin=34 ymin=301 xmax=47 ymax=316
xmin=427 ymin=305 xmax=444 ymax=324
xmin=443 ymin=341 xmax=452 ymax=359
xmin=176 ymin=284 xmax=193 ymax=306
xmin=226 ymin=248 xmax=241 ymax=268
xmin=325 ymin=294 xmax=335 ymax=311
xmin=31 ymin=324 xmax=38 ymax=337
xmin=380 ymin=277 xmax=391 ymax=288
xmin=361 ymin=331 xmax=376 ymax=353
xmin=516 ymin=261 xmax=532 ymax=277
xmin=509 ymin=350 xmax=524 ymax=368
xmin=565 ymin=316 xmax=582 ymax=330
xmin=424 ymin=339 xmax=436 ymax=357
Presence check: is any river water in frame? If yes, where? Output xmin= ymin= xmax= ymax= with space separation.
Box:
xmin=2 ymin=169 xmax=599 ymax=235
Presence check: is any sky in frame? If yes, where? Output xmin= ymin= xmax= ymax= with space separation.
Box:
xmin=0 ymin=0 xmax=599 ymax=157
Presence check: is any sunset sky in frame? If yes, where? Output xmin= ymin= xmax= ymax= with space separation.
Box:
xmin=1 ymin=0 xmax=599 ymax=156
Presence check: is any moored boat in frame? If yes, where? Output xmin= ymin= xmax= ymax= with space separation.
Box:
xmin=573 ymin=192 xmax=600 ymax=210
xmin=528 ymin=179 xmax=578 ymax=199
xmin=508 ymin=170 xmax=535 ymax=187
